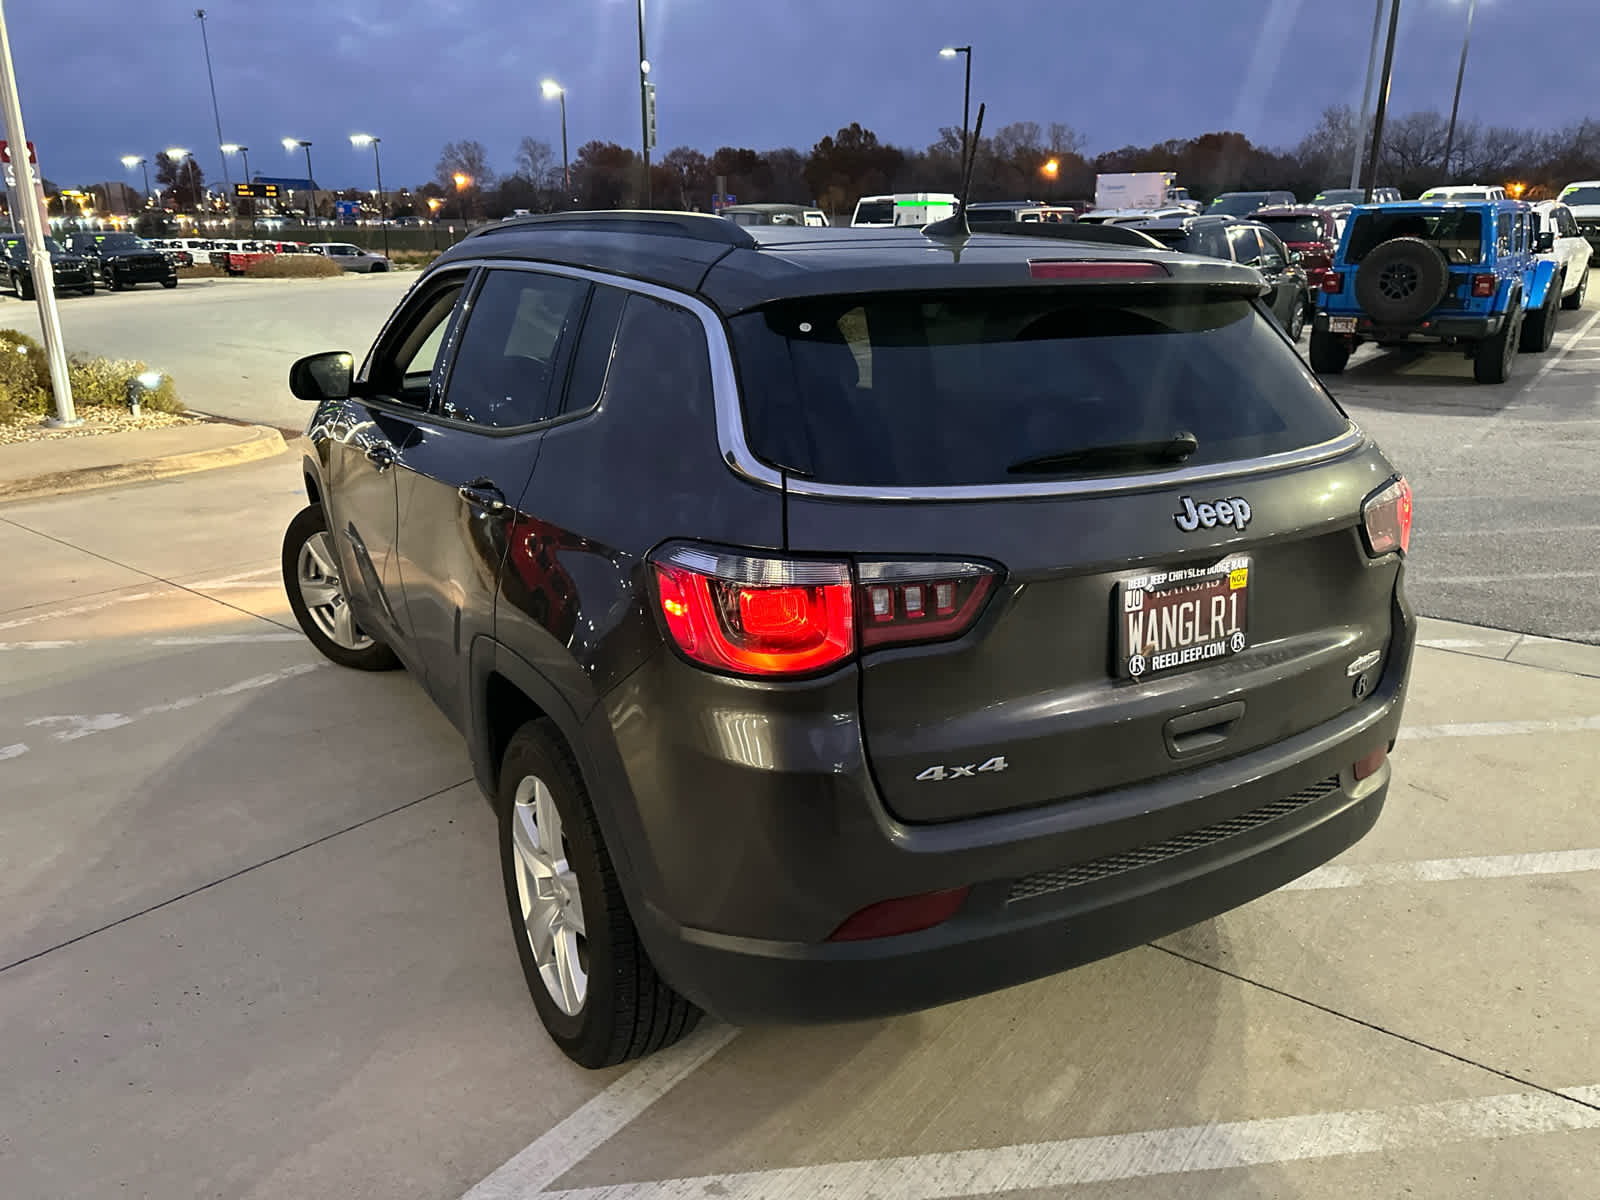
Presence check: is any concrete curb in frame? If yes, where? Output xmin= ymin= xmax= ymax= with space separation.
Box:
xmin=0 ymin=424 xmax=287 ymax=504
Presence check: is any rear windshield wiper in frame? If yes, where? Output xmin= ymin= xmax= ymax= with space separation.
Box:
xmin=1007 ymin=431 xmax=1199 ymax=475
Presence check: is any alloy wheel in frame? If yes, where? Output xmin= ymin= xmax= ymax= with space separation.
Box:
xmin=511 ymin=774 xmax=588 ymax=1016
xmin=295 ymin=530 xmax=373 ymax=650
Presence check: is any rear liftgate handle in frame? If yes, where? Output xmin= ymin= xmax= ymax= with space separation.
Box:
xmin=1164 ymin=701 xmax=1246 ymax=758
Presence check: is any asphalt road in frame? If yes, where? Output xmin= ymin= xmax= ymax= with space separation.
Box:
xmin=0 ymin=271 xmax=414 ymax=431
xmin=3 ymin=455 xmax=1599 ymax=1198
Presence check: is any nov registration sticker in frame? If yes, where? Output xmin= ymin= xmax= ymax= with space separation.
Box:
xmin=1117 ymin=556 xmax=1251 ymax=680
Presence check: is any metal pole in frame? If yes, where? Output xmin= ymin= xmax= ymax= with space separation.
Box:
xmin=0 ymin=0 xmax=76 ymax=425
xmin=560 ymin=92 xmax=570 ymax=200
xmin=1363 ymin=0 xmax=1403 ymax=205
xmin=962 ymin=48 xmax=971 ymax=179
xmin=372 ymin=140 xmax=388 ymax=259
xmin=302 ymin=143 xmax=316 ymax=227
xmin=239 ymin=147 xmax=249 ymax=186
xmin=1442 ymin=0 xmax=1477 ymax=179
xmin=141 ymin=160 xmax=151 ymax=206
xmin=195 ymin=11 xmax=229 ymax=196
xmin=637 ymin=0 xmax=650 ymax=206
xmin=1350 ymin=0 xmax=1386 ymax=191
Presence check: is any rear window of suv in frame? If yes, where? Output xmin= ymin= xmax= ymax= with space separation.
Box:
xmin=1345 ymin=209 xmax=1484 ymax=264
xmin=730 ymin=289 xmax=1349 ymax=487
xmin=1257 ymin=215 xmax=1327 ymax=242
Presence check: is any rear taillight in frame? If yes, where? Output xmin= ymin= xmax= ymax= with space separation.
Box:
xmin=1353 ymin=747 xmax=1388 ymax=781
xmin=1321 ymin=272 xmax=1345 ymax=294
xmin=858 ymin=561 xmax=996 ymax=648
xmin=1028 ymin=260 xmax=1168 ymax=281
xmin=652 ymin=545 xmax=997 ymax=677
xmin=1471 ymin=274 xmax=1496 ymax=298
xmin=1361 ymin=476 xmax=1413 ymax=557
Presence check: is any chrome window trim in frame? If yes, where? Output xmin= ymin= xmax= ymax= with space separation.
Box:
xmin=419 ymin=256 xmax=1365 ymax=502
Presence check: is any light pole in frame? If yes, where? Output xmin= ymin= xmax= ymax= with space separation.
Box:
xmin=194 ymin=9 xmax=230 ymax=196
xmin=121 ymin=155 xmax=151 ymax=211
xmin=283 ymin=138 xmax=316 ymax=226
xmin=637 ymin=0 xmax=651 ymax=206
xmin=1442 ymin=0 xmax=1479 ymax=179
xmin=1041 ymin=157 xmax=1059 ymax=203
xmin=427 ymin=196 xmax=441 ymax=249
xmin=221 ymin=143 xmax=249 ymax=185
xmin=541 ymin=80 xmax=570 ymax=203
xmin=1362 ymin=0 xmax=1403 ymax=205
xmin=167 ymin=147 xmax=196 ymax=221
xmin=351 ymin=134 xmax=388 ymax=258
xmin=1350 ymin=0 xmax=1387 ymax=190
xmin=939 ymin=45 xmax=973 ymax=177
xmin=453 ymin=172 xmax=472 ymax=234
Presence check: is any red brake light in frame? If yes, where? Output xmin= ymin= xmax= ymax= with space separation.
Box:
xmin=1028 ymin=260 xmax=1169 ymax=281
xmin=1361 ymin=476 xmax=1413 ymax=557
xmin=1321 ymin=272 xmax=1345 ymax=294
xmin=654 ymin=549 xmax=854 ymax=676
xmin=1353 ymin=747 xmax=1388 ymax=781
xmin=1471 ymin=273 xmax=1496 ymax=298
xmin=828 ymin=887 xmax=971 ymax=941
xmin=652 ymin=547 xmax=999 ymax=677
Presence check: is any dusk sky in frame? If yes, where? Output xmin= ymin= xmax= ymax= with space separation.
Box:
xmin=12 ymin=0 xmax=1598 ymax=193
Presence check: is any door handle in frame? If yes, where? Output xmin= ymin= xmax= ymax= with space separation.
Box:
xmin=364 ymin=443 xmax=396 ymax=471
xmin=458 ymin=480 xmax=508 ymax=513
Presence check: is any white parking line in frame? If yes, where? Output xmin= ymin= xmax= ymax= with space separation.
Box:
xmin=1282 ymin=849 xmax=1600 ymax=891
xmin=1528 ymin=305 xmax=1600 ymax=391
xmin=0 ymin=742 xmax=28 ymax=761
xmin=533 ymin=1086 xmax=1600 ymax=1200
xmin=0 ymin=568 xmax=282 ymax=632
xmin=0 ymin=633 xmax=301 ymax=652
xmin=21 ymin=662 xmax=322 ymax=744
xmin=462 ymin=1025 xmax=738 ymax=1200
xmin=1401 ymin=715 xmax=1600 ymax=740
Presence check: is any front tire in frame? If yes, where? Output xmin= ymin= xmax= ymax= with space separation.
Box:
xmin=1308 ymin=329 xmax=1350 ymax=374
xmin=281 ymin=503 xmax=400 ymax=671
xmin=1473 ymin=308 xmax=1522 ymax=384
xmin=1286 ymin=294 xmax=1307 ymax=341
xmin=1519 ymin=287 xmax=1558 ymax=354
xmin=1562 ymin=267 xmax=1588 ymax=311
xmin=499 ymin=719 xmax=700 ymax=1068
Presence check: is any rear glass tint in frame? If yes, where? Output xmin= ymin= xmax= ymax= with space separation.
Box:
xmin=1346 ymin=209 xmax=1484 ymax=265
xmin=731 ymin=289 xmax=1349 ymax=487
xmin=1257 ymin=216 xmax=1326 ymax=242
xmin=853 ymin=200 xmax=894 ymax=224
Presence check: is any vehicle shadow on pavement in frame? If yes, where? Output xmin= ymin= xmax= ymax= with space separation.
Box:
xmin=1331 ymin=350 xmax=1521 ymax=415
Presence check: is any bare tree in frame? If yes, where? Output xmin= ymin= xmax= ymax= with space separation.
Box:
xmin=435 ymin=140 xmax=495 ymax=191
xmin=515 ymin=137 xmax=556 ymax=184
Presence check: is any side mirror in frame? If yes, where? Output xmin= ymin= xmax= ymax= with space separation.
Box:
xmin=1535 ymin=231 xmax=1555 ymax=253
xmin=289 ymin=351 xmax=356 ymax=402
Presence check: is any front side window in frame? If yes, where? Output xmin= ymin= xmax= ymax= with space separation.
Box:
xmin=366 ymin=274 xmax=468 ymax=408
xmin=439 ymin=269 xmax=588 ymax=427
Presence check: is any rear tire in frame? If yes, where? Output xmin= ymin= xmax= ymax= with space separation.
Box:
xmin=18 ymin=276 xmax=32 ymax=301
xmin=1562 ymin=268 xmax=1588 ymax=311
xmin=161 ymin=277 xmax=178 ymax=289
xmin=282 ymin=503 xmax=401 ymax=671
xmin=1286 ymin=295 xmax=1306 ymax=341
xmin=498 ymin=718 xmax=700 ymax=1069
xmin=1308 ymin=329 xmax=1350 ymax=374
xmin=1473 ymin=308 xmax=1521 ymax=384
xmin=1519 ymin=287 xmax=1558 ymax=354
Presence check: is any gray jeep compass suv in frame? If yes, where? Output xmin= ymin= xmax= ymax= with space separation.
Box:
xmin=282 ymin=211 xmax=1415 ymax=1068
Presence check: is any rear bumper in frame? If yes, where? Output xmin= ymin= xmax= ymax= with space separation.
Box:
xmin=1314 ymin=310 xmax=1501 ymax=340
xmin=598 ymin=592 xmax=1416 ymax=1026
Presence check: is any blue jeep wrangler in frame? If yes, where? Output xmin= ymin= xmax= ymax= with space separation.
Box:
xmin=1310 ymin=199 xmax=1563 ymax=384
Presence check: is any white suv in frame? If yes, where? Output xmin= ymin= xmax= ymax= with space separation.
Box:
xmin=1533 ymin=201 xmax=1591 ymax=310
xmin=1419 ymin=184 xmax=1507 ymax=201
xmin=1558 ymin=181 xmax=1600 ymax=265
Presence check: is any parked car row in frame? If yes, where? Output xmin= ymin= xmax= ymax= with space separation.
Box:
xmin=2 ymin=231 xmax=179 ymax=298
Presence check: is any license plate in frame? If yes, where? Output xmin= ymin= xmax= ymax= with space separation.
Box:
xmin=1329 ymin=316 xmax=1357 ymax=333
xmin=1117 ymin=556 xmax=1251 ymax=680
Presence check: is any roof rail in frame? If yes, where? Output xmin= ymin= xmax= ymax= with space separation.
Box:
xmin=983 ymin=222 xmax=1165 ymax=250
xmin=466 ymin=209 xmax=758 ymax=248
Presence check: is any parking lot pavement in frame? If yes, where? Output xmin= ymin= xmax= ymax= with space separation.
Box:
xmin=0 ymin=273 xmax=413 ymax=431
xmin=1330 ymin=294 xmax=1600 ymax=644
xmin=4 ymin=451 xmax=1599 ymax=1198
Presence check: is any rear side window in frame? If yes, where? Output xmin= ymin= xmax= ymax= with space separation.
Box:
xmin=562 ymin=284 xmax=627 ymax=415
xmin=1347 ymin=210 xmax=1485 ymax=264
xmin=730 ymin=290 xmax=1350 ymax=488
xmin=441 ymin=269 xmax=587 ymax=427
xmin=854 ymin=200 xmax=894 ymax=225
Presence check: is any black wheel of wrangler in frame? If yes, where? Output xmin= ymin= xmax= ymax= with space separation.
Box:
xmin=1309 ymin=329 xmax=1350 ymax=374
xmin=1473 ymin=307 xmax=1521 ymax=384
xmin=498 ymin=718 xmax=700 ymax=1068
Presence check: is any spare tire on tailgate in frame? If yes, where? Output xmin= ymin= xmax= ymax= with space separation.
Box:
xmin=1355 ymin=237 xmax=1450 ymax=324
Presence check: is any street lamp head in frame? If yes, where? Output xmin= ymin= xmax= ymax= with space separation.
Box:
xmin=166 ymin=147 xmax=189 ymax=160
xmin=427 ymin=197 xmax=442 ymax=212
xmin=541 ymin=79 xmax=564 ymax=99
xmin=639 ymin=58 xmax=651 ymax=74
xmin=1042 ymin=158 xmax=1060 ymax=178
xmin=350 ymin=134 xmax=378 ymax=147
xmin=453 ymin=172 xmax=472 ymax=190
xmin=121 ymin=155 xmax=144 ymax=168
xmin=283 ymin=137 xmax=310 ymax=151
xmin=221 ymin=143 xmax=244 ymax=154
xmin=940 ymin=47 xmax=957 ymax=57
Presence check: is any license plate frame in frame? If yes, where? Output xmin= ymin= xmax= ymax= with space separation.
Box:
xmin=1329 ymin=316 xmax=1358 ymax=333
xmin=1116 ymin=555 xmax=1251 ymax=680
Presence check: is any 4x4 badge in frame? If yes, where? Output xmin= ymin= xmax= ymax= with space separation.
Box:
xmin=1175 ymin=496 xmax=1252 ymax=533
